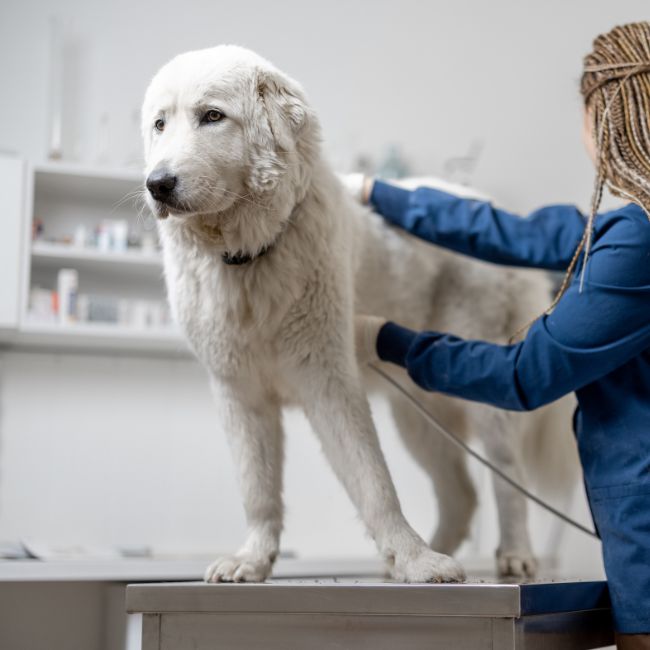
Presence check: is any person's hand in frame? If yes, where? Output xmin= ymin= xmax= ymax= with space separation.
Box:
xmin=338 ymin=173 xmax=375 ymax=205
xmin=354 ymin=315 xmax=387 ymax=365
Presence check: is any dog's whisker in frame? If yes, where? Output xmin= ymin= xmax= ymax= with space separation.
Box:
xmin=189 ymin=175 xmax=277 ymax=212
xmin=111 ymin=186 xmax=148 ymax=215
xmin=218 ymin=188 xmax=275 ymax=211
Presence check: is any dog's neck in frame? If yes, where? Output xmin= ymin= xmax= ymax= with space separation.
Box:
xmin=220 ymin=195 xmax=305 ymax=265
xmin=161 ymin=164 xmax=320 ymax=266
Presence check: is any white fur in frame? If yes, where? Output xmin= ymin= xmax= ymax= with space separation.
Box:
xmin=142 ymin=45 xmax=577 ymax=582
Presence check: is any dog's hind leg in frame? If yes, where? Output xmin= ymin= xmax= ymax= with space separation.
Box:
xmin=204 ymin=377 xmax=284 ymax=583
xmin=388 ymin=393 xmax=477 ymax=556
xmin=296 ymin=365 xmax=466 ymax=583
xmin=469 ymin=405 xmax=538 ymax=578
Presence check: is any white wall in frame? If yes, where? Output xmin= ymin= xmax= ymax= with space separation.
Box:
xmin=1 ymin=0 xmax=643 ymax=574
xmin=1 ymin=0 xmax=646 ymax=211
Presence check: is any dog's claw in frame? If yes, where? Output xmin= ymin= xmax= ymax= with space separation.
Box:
xmin=204 ymin=553 xmax=272 ymax=583
xmin=496 ymin=549 xmax=538 ymax=578
xmin=389 ymin=547 xmax=466 ymax=583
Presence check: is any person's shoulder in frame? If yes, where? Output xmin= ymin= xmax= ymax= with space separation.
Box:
xmin=595 ymin=203 xmax=650 ymax=243
xmin=589 ymin=203 xmax=650 ymax=287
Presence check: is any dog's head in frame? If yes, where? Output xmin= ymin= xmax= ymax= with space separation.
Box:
xmin=141 ymin=45 xmax=319 ymax=222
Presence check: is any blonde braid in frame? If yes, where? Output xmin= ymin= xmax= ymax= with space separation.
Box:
xmin=510 ymin=22 xmax=650 ymax=343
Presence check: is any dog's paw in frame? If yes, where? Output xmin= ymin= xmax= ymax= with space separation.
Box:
xmin=390 ymin=547 xmax=466 ymax=583
xmin=496 ymin=549 xmax=538 ymax=578
xmin=204 ymin=553 xmax=272 ymax=583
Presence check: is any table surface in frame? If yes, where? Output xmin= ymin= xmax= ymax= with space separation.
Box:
xmin=0 ymin=557 xmax=383 ymax=582
xmin=126 ymin=577 xmax=612 ymax=619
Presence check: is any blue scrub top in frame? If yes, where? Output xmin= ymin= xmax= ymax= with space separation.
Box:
xmin=370 ymin=180 xmax=650 ymax=634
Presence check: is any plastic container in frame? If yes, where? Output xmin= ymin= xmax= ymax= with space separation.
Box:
xmin=57 ymin=268 xmax=78 ymax=324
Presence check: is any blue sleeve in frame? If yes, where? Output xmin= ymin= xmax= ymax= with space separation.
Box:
xmin=370 ymin=180 xmax=586 ymax=271
xmin=376 ymin=210 xmax=650 ymax=410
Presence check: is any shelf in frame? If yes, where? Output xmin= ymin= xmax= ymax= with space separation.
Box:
xmin=9 ymin=157 xmax=185 ymax=356
xmin=31 ymin=242 xmax=162 ymax=277
xmin=15 ymin=321 xmax=188 ymax=355
xmin=33 ymin=161 xmax=145 ymax=204
xmin=33 ymin=160 xmax=143 ymax=184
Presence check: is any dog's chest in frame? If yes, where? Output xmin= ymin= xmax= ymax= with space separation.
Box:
xmin=161 ymin=243 xmax=292 ymax=375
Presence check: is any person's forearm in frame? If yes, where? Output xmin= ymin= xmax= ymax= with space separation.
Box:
xmin=377 ymin=306 xmax=650 ymax=413
xmin=368 ymin=180 xmax=586 ymax=271
xmin=377 ymin=321 xmax=531 ymax=411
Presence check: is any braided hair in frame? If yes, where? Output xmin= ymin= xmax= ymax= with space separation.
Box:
xmin=576 ymin=22 xmax=650 ymax=285
xmin=511 ymin=22 xmax=650 ymax=340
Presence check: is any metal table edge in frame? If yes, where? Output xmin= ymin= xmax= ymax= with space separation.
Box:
xmin=126 ymin=581 xmax=523 ymax=618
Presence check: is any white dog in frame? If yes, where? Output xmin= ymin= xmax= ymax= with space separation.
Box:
xmin=142 ymin=45 xmax=576 ymax=582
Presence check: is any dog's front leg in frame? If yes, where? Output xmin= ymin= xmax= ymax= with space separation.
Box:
xmin=204 ymin=378 xmax=284 ymax=583
xmin=295 ymin=362 xmax=465 ymax=583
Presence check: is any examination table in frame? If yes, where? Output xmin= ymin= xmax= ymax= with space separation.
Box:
xmin=126 ymin=576 xmax=614 ymax=649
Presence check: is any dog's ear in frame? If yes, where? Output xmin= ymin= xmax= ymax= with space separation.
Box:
xmin=257 ymin=69 xmax=308 ymax=147
xmin=246 ymin=69 xmax=310 ymax=194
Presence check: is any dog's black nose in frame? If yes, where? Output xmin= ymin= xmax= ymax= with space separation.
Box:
xmin=146 ymin=169 xmax=177 ymax=203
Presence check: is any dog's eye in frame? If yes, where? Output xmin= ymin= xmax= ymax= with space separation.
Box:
xmin=154 ymin=118 xmax=165 ymax=132
xmin=202 ymin=109 xmax=225 ymax=124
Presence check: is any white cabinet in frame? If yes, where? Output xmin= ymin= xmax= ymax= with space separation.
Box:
xmin=3 ymin=157 xmax=188 ymax=355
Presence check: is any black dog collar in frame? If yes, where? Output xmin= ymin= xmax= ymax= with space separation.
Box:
xmin=220 ymin=199 xmax=301 ymax=266
xmin=222 ymin=244 xmax=271 ymax=266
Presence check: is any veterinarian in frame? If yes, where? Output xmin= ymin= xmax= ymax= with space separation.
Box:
xmin=353 ymin=22 xmax=650 ymax=649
